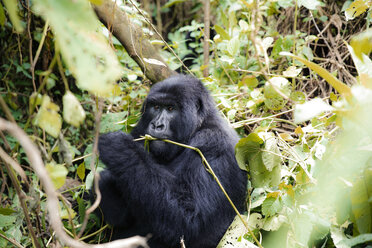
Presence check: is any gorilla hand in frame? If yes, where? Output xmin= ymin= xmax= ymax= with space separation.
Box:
xmin=98 ymin=131 xmax=141 ymax=171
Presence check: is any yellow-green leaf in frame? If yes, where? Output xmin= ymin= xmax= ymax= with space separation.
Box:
xmin=34 ymin=95 xmax=62 ymax=138
xmin=280 ymin=52 xmax=351 ymax=97
xmin=77 ymin=162 xmax=85 ymax=181
xmin=350 ymin=29 xmax=372 ymax=61
xmin=213 ymin=24 xmax=230 ymax=40
xmin=46 ymin=163 xmax=68 ymax=189
xmin=345 ymin=0 xmax=371 ymax=21
xmin=2 ymin=0 xmax=23 ymax=32
xmin=63 ymin=91 xmax=86 ymax=127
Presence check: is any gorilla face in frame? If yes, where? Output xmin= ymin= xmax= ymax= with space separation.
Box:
xmin=131 ymin=75 xmax=217 ymax=163
xmin=145 ymin=101 xmax=181 ymax=159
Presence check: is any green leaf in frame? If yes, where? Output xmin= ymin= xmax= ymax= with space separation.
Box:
xmin=0 ymin=3 xmax=5 ymax=26
xmin=351 ymin=174 xmax=372 ymax=233
xmin=280 ymin=52 xmax=352 ymax=97
xmin=163 ymin=0 xmax=185 ymax=8
xmin=262 ymin=196 xmax=282 ymax=217
xmin=45 ymin=163 xmax=68 ymax=189
xmin=63 ymin=91 xmax=86 ymax=127
xmin=32 ymin=0 xmax=122 ymax=96
xmin=261 ymin=133 xmax=281 ymax=171
xmin=345 ymin=0 xmax=371 ymax=21
xmin=213 ymin=24 xmax=230 ymax=40
xmin=77 ymin=162 xmax=85 ymax=181
xmin=235 ymin=133 xmax=264 ymax=171
xmin=34 ymin=95 xmax=62 ymax=138
xmin=290 ymin=91 xmax=306 ymax=104
xmin=264 ymin=77 xmax=291 ymax=110
xmin=100 ymin=111 xmax=128 ymax=133
xmin=294 ymin=98 xmax=334 ymax=123
xmin=0 ymin=208 xmax=16 ymax=215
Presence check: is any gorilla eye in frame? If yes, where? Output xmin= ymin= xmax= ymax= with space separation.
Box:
xmin=154 ymin=105 xmax=160 ymax=110
xmin=167 ymin=106 xmax=174 ymax=111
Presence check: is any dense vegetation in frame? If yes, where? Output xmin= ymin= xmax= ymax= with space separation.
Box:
xmin=0 ymin=0 xmax=372 ymax=247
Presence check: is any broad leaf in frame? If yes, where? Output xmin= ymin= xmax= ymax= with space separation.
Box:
xmin=34 ymin=95 xmax=62 ymax=138
xmin=45 ymin=163 xmax=68 ymax=189
xmin=63 ymin=91 xmax=86 ymax=127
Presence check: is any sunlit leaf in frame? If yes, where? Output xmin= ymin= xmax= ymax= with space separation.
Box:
xmin=262 ymin=215 xmax=287 ymax=231
xmin=298 ymin=0 xmax=323 ymax=10
xmin=345 ymin=0 xmax=371 ymax=21
xmin=143 ymin=58 xmax=166 ymax=67
xmin=45 ymin=163 xmax=68 ymax=189
xmin=261 ymin=133 xmax=281 ymax=171
xmin=294 ymin=98 xmax=334 ymax=123
xmin=32 ymin=0 xmax=122 ymax=96
xmin=34 ymin=95 xmax=62 ymax=138
xmin=217 ymin=215 xmax=259 ymax=248
xmin=262 ymin=196 xmax=282 ymax=217
xmin=227 ymin=36 xmax=240 ymax=56
xmin=280 ymin=52 xmax=352 ymax=97
xmin=283 ymin=66 xmax=302 ymax=77
xmin=349 ymin=29 xmax=372 ymax=62
xmin=239 ymin=19 xmax=249 ymax=32
xmin=63 ymin=91 xmax=86 ymax=127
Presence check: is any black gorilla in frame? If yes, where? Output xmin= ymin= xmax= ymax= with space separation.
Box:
xmin=98 ymin=75 xmax=247 ymax=248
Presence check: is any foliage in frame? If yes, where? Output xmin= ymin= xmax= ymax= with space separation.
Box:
xmin=0 ymin=0 xmax=372 ymax=247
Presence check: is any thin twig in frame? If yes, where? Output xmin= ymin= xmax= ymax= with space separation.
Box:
xmin=0 ymin=232 xmax=24 ymax=248
xmin=77 ymin=98 xmax=103 ymax=238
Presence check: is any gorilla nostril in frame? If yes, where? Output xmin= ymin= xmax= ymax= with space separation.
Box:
xmin=156 ymin=124 xmax=164 ymax=131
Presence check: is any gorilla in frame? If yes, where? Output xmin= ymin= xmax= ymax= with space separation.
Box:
xmin=97 ymin=75 xmax=247 ymax=248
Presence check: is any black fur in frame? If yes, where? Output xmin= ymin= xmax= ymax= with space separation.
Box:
xmin=98 ymin=75 xmax=247 ymax=248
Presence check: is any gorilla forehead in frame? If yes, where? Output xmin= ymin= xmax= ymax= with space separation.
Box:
xmin=148 ymin=75 xmax=207 ymax=104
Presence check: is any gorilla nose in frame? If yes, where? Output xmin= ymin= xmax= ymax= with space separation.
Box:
xmin=150 ymin=122 xmax=165 ymax=132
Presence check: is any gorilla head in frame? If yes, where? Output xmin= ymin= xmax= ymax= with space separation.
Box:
xmin=132 ymin=75 xmax=217 ymax=162
xmin=97 ymin=74 xmax=246 ymax=248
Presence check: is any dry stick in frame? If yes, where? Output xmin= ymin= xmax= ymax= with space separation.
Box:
xmin=0 ymin=118 xmax=148 ymax=248
xmin=31 ymin=20 xmax=49 ymax=79
xmin=203 ymin=0 xmax=210 ymax=77
xmin=134 ymin=135 xmax=263 ymax=248
xmin=27 ymin=0 xmax=36 ymax=92
xmin=77 ymin=98 xmax=103 ymax=238
xmin=0 ymin=232 xmax=24 ymax=248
